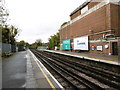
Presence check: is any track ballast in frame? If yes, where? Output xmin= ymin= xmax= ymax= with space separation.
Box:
xmin=31 ymin=49 xmax=120 ymax=90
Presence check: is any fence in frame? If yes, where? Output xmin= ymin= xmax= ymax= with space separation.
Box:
xmin=1 ymin=43 xmax=26 ymax=55
xmin=1 ymin=43 xmax=17 ymax=53
xmin=11 ymin=45 xmax=16 ymax=52
xmin=2 ymin=43 xmax=11 ymax=53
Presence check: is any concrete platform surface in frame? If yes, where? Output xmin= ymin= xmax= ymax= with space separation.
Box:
xmin=26 ymin=50 xmax=64 ymax=89
xmin=45 ymin=50 xmax=120 ymax=65
xmin=2 ymin=51 xmax=27 ymax=88
xmin=2 ymin=50 xmax=64 ymax=89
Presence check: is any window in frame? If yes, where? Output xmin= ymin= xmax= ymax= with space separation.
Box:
xmin=81 ymin=5 xmax=88 ymax=14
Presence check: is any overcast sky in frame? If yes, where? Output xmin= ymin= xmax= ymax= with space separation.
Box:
xmin=5 ymin=0 xmax=85 ymax=44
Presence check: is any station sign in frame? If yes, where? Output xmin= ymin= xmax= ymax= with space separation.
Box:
xmin=91 ymin=45 xmax=96 ymax=50
xmin=73 ymin=36 xmax=88 ymax=50
xmin=97 ymin=45 xmax=103 ymax=51
xmin=62 ymin=40 xmax=71 ymax=50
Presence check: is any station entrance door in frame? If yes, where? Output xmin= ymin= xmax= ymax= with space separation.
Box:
xmin=112 ymin=42 xmax=118 ymax=55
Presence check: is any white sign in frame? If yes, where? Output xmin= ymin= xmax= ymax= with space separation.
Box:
xmin=97 ymin=45 xmax=103 ymax=51
xmin=73 ymin=36 xmax=88 ymax=50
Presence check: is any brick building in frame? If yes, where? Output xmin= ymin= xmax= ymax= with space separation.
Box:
xmin=60 ymin=0 xmax=120 ymax=56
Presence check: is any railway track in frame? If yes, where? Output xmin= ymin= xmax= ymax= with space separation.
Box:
xmin=31 ymin=49 xmax=120 ymax=90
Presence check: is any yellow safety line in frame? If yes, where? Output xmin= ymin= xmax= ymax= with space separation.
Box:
xmin=34 ymin=58 xmax=56 ymax=90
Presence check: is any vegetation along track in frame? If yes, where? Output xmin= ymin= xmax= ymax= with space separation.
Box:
xmin=31 ymin=49 xmax=120 ymax=90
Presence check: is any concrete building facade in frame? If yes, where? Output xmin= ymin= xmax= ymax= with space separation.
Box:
xmin=60 ymin=0 xmax=120 ymax=56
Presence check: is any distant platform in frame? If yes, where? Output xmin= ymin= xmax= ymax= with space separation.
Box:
xmin=44 ymin=50 xmax=120 ymax=66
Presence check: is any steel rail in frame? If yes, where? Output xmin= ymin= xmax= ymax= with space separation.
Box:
xmin=42 ymin=51 xmax=120 ymax=89
xmin=43 ymin=52 xmax=119 ymax=89
xmin=43 ymin=51 xmax=120 ymax=81
xmin=32 ymin=49 xmax=120 ymax=90
xmin=33 ymin=50 xmax=105 ymax=90
xmin=32 ymin=50 xmax=81 ymax=89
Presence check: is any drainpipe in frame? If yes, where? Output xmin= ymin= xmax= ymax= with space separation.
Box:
xmin=118 ymin=38 xmax=120 ymax=64
xmin=108 ymin=41 xmax=111 ymax=55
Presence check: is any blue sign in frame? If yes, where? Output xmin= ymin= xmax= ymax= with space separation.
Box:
xmin=62 ymin=40 xmax=71 ymax=50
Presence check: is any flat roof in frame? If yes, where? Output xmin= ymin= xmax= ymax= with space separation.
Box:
xmin=70 ymin=0 xmax=91 ymax=16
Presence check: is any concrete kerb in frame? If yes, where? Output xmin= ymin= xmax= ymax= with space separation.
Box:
xmin=26 ymin=50 xmax=38 ymax=88
xmin=28 ymin=50 xmax=64 ymax=89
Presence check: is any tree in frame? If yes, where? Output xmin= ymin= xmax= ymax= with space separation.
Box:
xmin=48 ymin=32 xmax=60 ymax=50
xmin=29 ymin=42 xmax=37 ymax=49
xmin=17 ymin=40 xmax=26 ymax=46
xmin=2 ymin=26 xmax=10 ymax=43
xmin=61 ymin=21 xmax=70 ymax=27
xmin=61 ymin=22 xmax=68 ymax=27
xmin=25 ymin=42 xmax=30 ymax=47
xmin=35 ymin=39 xmax=42 ymax=46
xmin=2 ymin=25 xmax=18 ymax=45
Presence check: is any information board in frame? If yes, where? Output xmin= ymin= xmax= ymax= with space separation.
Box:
xmin=73 ymin=36 xmax=88 ymax=50
xmin=62 ymin=40 xmax=71 ymax=50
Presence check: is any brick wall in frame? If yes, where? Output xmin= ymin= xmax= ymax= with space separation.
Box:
xmin=110 ymin=4 xmax=120 ymax=36
xmin=88 ymin=2 xmax=100 ymax=9
xmin=61 ymin=4 xmax=108 ymax=41
xmin=70 ymin=1 xmax=100 ymax=20
xmin=70 ymin=10 xmax=81 ymax=20
xmin=60 ymin=3 xmax=120 ymax=55
xmin=60 ymin=4 xmax=120 ymax=42
xmin=89 ymin=41 xmax=109 ymax=55
xmin=89 ymin=40 xmax=120 ymax=55
xmin=118 ymin=40 xmax=120 ymax=63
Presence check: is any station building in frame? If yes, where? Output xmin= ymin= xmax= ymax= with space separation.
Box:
xmin=60 ymin=0 xmax=120 ymax=56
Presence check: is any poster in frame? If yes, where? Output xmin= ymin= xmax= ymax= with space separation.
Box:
xmin=73 ymin=36 xmax=88 ymax=50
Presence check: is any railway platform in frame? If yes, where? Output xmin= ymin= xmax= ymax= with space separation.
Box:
xmin=26 ymin=50 xmax=64 ymax=89
xmin=45 ymin=50 xmax=120 ymax=65
xmin=2 ymin=50 xmax=64 ymax=89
